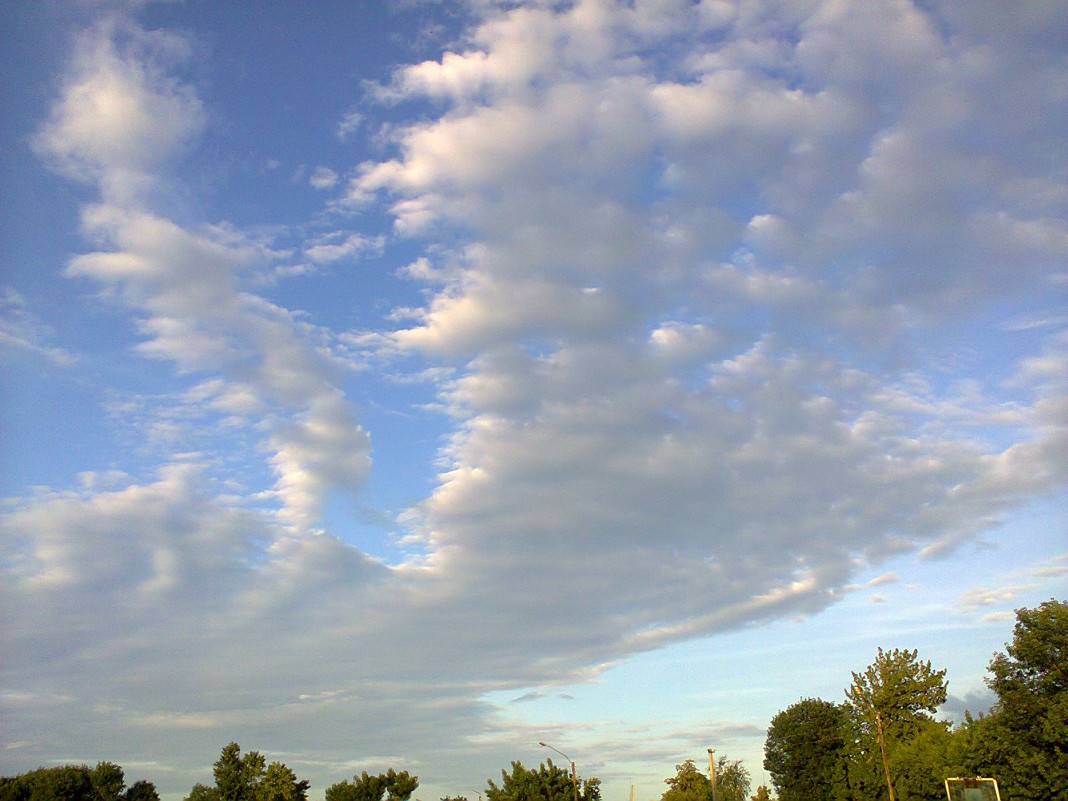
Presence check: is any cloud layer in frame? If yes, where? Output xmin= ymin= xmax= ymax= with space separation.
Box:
xmin=2 ymin=1 xmax=1066 ymax=797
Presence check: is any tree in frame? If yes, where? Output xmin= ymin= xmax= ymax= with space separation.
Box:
xmin=971 ymin=599 xmax=1068 ymax=801
xmin=712 ymin=757 xmax=750 ymax=801
xmin=124 ymin=781 xmax=160 ymax=801
xmin=764 ymin=698 xmax=850 ymax=801
xmin=885 ymin=718 xmax=951 ymax=801
xmin=3 ymin=766 xmax=157 ymax=801
xmin=187 ymin=743 xmax=309 ymax=801
xmin=326 ymin=769 xmax=418 ymax=801
xmin=845 ymin=648 xmax=947 ymax=801
xmin=185 ymin=784 xmax=220 ymax=801
xmin=748 ymin=788 xmax=772 ymax=801
xmin=89 ymin=763 xmax=125 ymax=801
xmin=259 ymin=764 xmax=309 ymax=801
xmin=662 ymin=760 xmax=710 ymax=801
xmin=485 ymin=760 xmax=599 ymax=801
xmin=661 ymin=757 xmax=748 ymax=801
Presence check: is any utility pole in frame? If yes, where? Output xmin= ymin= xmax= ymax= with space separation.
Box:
xmin=707 ymin=749 xmax=718 ymax=801
xmin=539 ymin=741 xmax=578 ymax=801
xmin=875 ymin=712 xmax=896 ymax=801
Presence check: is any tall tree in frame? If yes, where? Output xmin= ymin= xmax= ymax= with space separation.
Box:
xmin=187 ymin=743 xmax=310 ymax=801
xmin=764 ymin=698 xmax=850 ymax=801
xmin=213 ymin=743 xmax=266 ymax=801
xmin=845 ymin=648 xmax=947 ymax=801
xmin=975 ymin=599 xmax=1068 ymax=801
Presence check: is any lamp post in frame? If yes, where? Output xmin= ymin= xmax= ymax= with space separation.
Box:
xmin=539 ymin=741 xmax=578 ymax=801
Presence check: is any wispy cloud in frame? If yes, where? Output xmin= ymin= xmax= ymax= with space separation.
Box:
xmin=0 ymin=288 xmax=76 ymax=366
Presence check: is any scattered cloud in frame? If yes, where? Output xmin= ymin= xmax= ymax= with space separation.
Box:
xmin=309 ymin=166 xmax=339 ymax=190
xmin=336 ymin=109 xmax=363 ymax=141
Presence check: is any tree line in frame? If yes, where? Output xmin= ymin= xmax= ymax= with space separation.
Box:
xmin=3 ymin=599 xmax=1062 ymax=801
xmin=0 ymin=762 xmax=159 ymax=801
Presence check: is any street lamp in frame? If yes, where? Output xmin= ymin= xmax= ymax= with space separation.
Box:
xmin=539 ymin=741 xmax=579 ymax=801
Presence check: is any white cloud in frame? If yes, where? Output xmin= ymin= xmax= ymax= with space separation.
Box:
xmin=4 ymin=1 xmax=1067 ymax=797
xmin=310 ymin=166 xmax=340 ymax=190
xmin=34 ymin=18 xmax=204 ymax=203
xmin=35 ymin=17 xmax=373 ymax=535
xmin=0 ymin=287 xmax=76 ymax=366
xmin=303 ymin=231 xmax=385 ymax=264
xmin=336 ymin=109 xmax=363 ymax=140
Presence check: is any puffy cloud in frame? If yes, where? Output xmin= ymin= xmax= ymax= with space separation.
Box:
xmin=34 ymin=18 xmax=204 ymax=203
xmin=4 ymin=0 xmax=1067 ymax=797
xmin=356 ymin=0 xmax=1067 ymax=654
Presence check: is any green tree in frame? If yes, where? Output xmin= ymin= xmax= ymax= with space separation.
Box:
xmin=712 ymin=757 xmax=749 ymax=801
xmin=661 ymin=758 xmax=748 ymax=801
xmin=886 ymin=718 xmax=952 ymax=801
xmin=258 ymin=764 xmax=310 ymax=801
xmin=749 ymin=787 xmax=772 ymax=801
xmin=0 ymin=766 xmax=94 ymax=801
xmin=845 ymin=648 xmax=947 ymax=801
xmin=764 ymin=698 xmax=850 ymax=801
xmin=970 ymin=599 xmax=1068 ymax=801
xmin=89 ymin=763 xmax=125 ymax=801
xmin=325 ymin=769 xmax=418 ymax=801
xmin=124 ymin=781 xmax=160 ymax=801
xmin=485 ymin=760 xmax=599 ymax=801
xmin=185 ymin=784 xmax=221 ymax=801
xmin=187 ymin=743 xmax=309 ymax=801
xmin=214 ymin=743 xmax=267 ymax=801
xmin=3 ymin=767 xmax=157 ymax=801
xmin=662 ymin=760 xmax=711 ymax=801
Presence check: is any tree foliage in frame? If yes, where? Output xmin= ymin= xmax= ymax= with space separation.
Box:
xmin=662 ymin=760 xmax=710 ymax=801
xmin=845 ymin=647 xmax=948 ymax=735
xmin=485 ymin=760 xmax=599 ymax=801
xmin=325 ymin=769 xmax=418 ymax=801
xmin=711 ymin=756 xmax=749 ymax=801
xmin=974 ymin=599 xmax=1068 ymax=801
xmin=1 ymin=765 xmax=157 ymax=801
xmin=661 ymin=757 xmax=748 ymax=801
xmin=764 ymin=698 xmax=850 ymax=801
xmin=844 ymin=646 xmax=948 ymax=801
xmin=185 ymin=743 xmax=309 ymax=801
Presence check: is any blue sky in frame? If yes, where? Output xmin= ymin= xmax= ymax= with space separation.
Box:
xmin=1 ymin=1 xmax=1065 ymax=799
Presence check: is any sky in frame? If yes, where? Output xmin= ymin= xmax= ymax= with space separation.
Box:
xmin=1 ymin=0 xmax=1066 ymax=799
